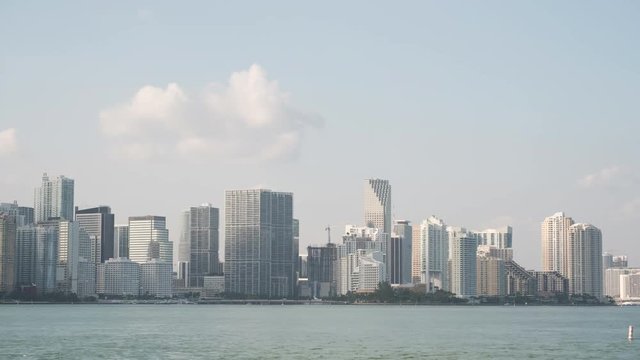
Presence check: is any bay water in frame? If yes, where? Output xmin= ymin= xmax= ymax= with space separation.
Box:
xmin=1 ymin=304 xmax=639 ymax=359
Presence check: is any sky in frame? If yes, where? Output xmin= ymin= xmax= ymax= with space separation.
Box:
xmin=1 ymin=1 xmax=639 ymax=270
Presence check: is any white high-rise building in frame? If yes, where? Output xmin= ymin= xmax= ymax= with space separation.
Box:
xmin=420 ymin=216 xmax=448 ymax=292
xmin=34 ymin=173 xmax=74 ymax=223
xmin=364 ymin=179 xmax=391 ymax=235
xmin=474 ymin=226 xmax=512 ymax=249
xmin=620 ymin=273 xmax=640 ymax=300
xmin=336 ymin=250 xmax=385 ymax=294
xmin=128 ymin=216 xmax=171 ymax=265
xmin=56 ymin=220 xmax=80 ymax=294
xmin=358 ymin=252 xmax=386 ymax=292
xmin=541 ymin=212 xmax=574 ymax=276
xmin=449 ymin=230 xmax=477 ymax=297
xmin=140 ymin=259 xmax=172 ymax=298
xmin=567 ymin=223 xmax=603 ymax=298
xmin=605 ymin=268 xmax=640 ymax=298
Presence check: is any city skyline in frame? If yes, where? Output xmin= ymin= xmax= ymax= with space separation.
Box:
xmin=0 ymin=173 xmax=633 ymax=271
xmin=0 ymin=172 xmax=624 ymax=302
xmin=2 ymin=2 xmax=639 ymax=270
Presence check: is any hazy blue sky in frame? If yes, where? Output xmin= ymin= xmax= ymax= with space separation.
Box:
xmin=1 ymin=1 xmax=639 ymax=269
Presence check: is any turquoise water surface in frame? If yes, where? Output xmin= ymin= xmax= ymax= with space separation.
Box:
xmin=1 ymin=304 xmax=639 ymax=359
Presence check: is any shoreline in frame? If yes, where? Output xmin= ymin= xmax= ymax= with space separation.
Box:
xmin=0 ymin=300 xmax=617 ymax=306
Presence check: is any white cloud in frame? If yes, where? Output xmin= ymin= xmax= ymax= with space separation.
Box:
xmin=579 ymin=166 xmax=622 ymax=188
xmin=99 ymin=64 xmax=321 ymax=161
xmin=0 ymin=128 xmax=17 ymax=156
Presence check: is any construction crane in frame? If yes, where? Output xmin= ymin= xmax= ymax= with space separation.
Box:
xmin=325 ymin=225 xmax=331 ymax=244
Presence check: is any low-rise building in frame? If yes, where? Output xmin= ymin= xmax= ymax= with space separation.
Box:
xmin=620 ymin=273 xmax=640 ymax=300
xmin=530 ymin=271 xmax=568 ymax=296
xmin=203 ymin=275 xmax=225 ymax=298
xmin=140 ymin=259 xmax=172 ymax=298
xmin=99 ymin=257 xmax=140 ymax=297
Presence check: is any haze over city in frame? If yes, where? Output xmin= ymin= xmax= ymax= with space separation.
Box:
xmin=2 ymin=1 xmax=639 ymax=270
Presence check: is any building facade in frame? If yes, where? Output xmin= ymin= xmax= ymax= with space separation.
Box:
xmin=34 ymin=173 xmax=74 ymax=223
xmin=128 ymin=216 xmax=171 ymax=265
xmin=99 ymin=258 xmax=140 ymax=297
xmin=224 ymin=189 xmax=295 ymax=298
xmin=307 ymin=243 xmax=337 ymax=298
xmin=567 ymin=223 xmax=603 ymax=298
xmin=114 ymin=225 xmax=129 ymax=259
xmin=620 ymin=273 xmax=640 ymax=300
xmin=449 ymin=230 xmax=477 ymax=297
xmin=76 ymin=206 xmax=115 ymax=263
xmin=541 ymin=212 xmax=574 ymax=276
xmin=0 ymin=214 xmax=16 ymax=292
xmin=531 ymin=271 xmax=568 ymax=296
xmin=474 ymin=226 xmax=513 ymax=249
xmin=411 ymin=226 xmax=421 ymax=284
xmin=140 ymin=259 xmax=172 ymax=298
xmin=420 ymin=216 xmax=448 ymax=291
xmin=364 ymin=179 xmax=391 ymax=235
xmin=476 ymin=256 xmax=506 ymax=297
xmin=179 ymin=204 xmax=220 ymax=288
xmin=393 ymin=220 xmax=412 ymax=284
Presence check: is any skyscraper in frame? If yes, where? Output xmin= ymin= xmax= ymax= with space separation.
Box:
xmin=393 ymin=220 xmax=412 ymax=284
xmin=307 ymin=243 xmax=337 ymax=297
xmin=56 ymin=220 xmax=80 ymax=294
xmin=567 ymin=223 xmax=603 ymax=298
xmin=0 ymin=214 xmax=17 ymax=292
xmin=420 ymin=216 xmax=448 ymax=292
xmin=224 ymin=189 xmax=294 ymax=298
xmin=541 ymin=212 xmax=574 ymax=276
xmin=476 ymin=255 xmax=506 ymax=297
xmin=389 ymin=235 xmax=403 ymax=285
xmin=293 ymin=219 xmax=300 ymax=280
xmin=364 ymin=179 xmax=391 ymax=235
xmin=411 ymin=226 xmax=421 ymax=284
xmin=449 ymin=230 xmax=477 ymax=297
xmin=114 ymin=225 xmax=129 ymax=259
xmin=179 ymin=204 xmax=220 ymax=288
xmin=16 ymin=226 xmax=37 ymax=287
xmin=34 ymin=173 xmax=74 ymax=223
xmin=76 ymin=206 xmax=115 ymax=263
xmin=128 ymin=216 xmax=171 ymax=265
xmin=35 ymin=224 xmax=58 ymax=293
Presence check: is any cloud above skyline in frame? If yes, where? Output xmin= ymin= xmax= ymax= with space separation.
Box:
xmin=579 ymin=166 xmax=623 ymax=189
xmin=0 ymin=128 xmax=17 ymax=156
xmin=100 ymin=64 xmax=322 ymax=162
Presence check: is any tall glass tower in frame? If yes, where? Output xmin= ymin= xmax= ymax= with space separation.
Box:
xmin=179 ymin=204 xmax=220 ymax=288
xmin=224 ymin=189 xmax=294 ymax=298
